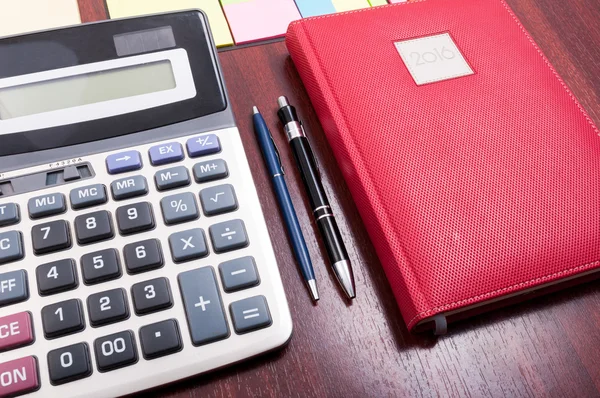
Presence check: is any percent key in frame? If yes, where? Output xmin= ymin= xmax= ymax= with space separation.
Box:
xmin=161 ymin=192 xmax=200 ymax=225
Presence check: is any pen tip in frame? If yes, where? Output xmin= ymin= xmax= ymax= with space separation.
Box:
xmin=308 ymin=279 xmax=320 ymax=301
xmin=277 ymin=96 xmax=289 ymax=109
xmin=252 ymin=106 xmax=259 ymax=115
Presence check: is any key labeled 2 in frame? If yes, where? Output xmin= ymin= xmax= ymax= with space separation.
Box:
xmin=87 ymin=288 xmax=129 ymax=327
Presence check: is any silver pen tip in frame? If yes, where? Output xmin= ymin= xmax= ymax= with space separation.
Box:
xmin=252 ymin=106 xmax=259 ymax=114
xmin=307 ymin=279 xmax=320 ymax=301
xmin=333 ymin=260 xmax=356 ymax=299
xmin=277 ymin=96 xmax=289 ymax=109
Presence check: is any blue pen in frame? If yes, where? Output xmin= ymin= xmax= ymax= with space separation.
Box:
xmin=252 ymin=106 xmax=319 ymax=301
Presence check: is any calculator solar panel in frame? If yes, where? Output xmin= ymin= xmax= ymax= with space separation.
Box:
xmin=0 ymin=11 xmax=292 ymax=398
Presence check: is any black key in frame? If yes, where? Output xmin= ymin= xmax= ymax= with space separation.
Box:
xmin=123 ymin=239 xmax=163 ymax=274
xmin=81 ymin=249 xmax=122 ymax=285
xmin=74 ymin=211 xmax=114 ymax=245
xmin=47 ymin=343 xmax=92 ymax=385
xmin=36 ymin=259 xmax=78 ymax=296
xmin=219 ymin=256 xmax=260 ymax=293
xmin=41 ymin=299 xmax=85 ymax=339
xmin=28 ymin=193 xmax=66 ymax=219
xmin=32 ymin=220 xmax=71 ymax=254
xmin=229 ymin=295 xmax=272 ymax=334
xmin=178 ymin=267 xmax=229 ymax=346
xmin=70 ymin=184 xmax=107 ymax=210
xmin=131 ymin=277 xmax=173 ymax=315
xmin=139 ymin=319 xmax=182 ymax=360
xmin=87 ymin=288 xmax=129 ymax=327
xmin=94 ymin=330 xmax=137 ymax=372
xmin=116 ymin=202 xmax=155 ymax=235
xmin=193 ymin=159 xmax=228 ymax=183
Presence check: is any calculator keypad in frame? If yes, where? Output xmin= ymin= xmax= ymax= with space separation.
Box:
xmin=0 ymin=130 xmax=288 ymax=397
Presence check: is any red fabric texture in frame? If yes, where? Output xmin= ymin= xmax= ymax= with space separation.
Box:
xmin=286 ymin=0 xmax=600 ymax=331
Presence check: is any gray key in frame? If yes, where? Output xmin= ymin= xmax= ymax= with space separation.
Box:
xmin=154 ymin=166 xmax=190 ymax=191
xmin=28 ymin=193 xmax=66 ymax=219
xmin=209 ymin=219 xmax=249 ymax=253
xmin=229 ymin=295 xmax=272 ymax=334
xmin=193 ymin=159 xmax=228 ymax=183
xmin=219 ymin=256 xmax=260 ymax=292
xmin=178 ymin=267 xmax=229 ymax=346
xmin=70 ymin=184 xmax=107 ymax=210
xmin=111 ymin=175 xmax=148 ymax=201
xmin=160 ymin=192 xmax=199 ymax=225
xmin=200 ymin=184 xmax=238 ymax=216
xmin=0 ymin=270 xmax=28 ymax=307
xmin=0 ymin=203 xmax=19 ymax=227
xmin=169 ymin=228 xmax=208 ymax=263
xmin=0 ymin=231 xmax=24 ymax=265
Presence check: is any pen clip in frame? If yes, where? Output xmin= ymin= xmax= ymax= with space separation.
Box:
xmin=269 ymin=132 xmax=285 ymax=175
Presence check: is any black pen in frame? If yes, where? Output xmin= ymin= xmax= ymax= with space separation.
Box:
xmin=277 ymin=96 xmax=356 ymax=299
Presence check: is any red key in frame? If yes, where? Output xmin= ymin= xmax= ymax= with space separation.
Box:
xmin=0 ymin=312 xmax=33 ymax=352
xmin=0 ymin=356 xmax=39 ymax=396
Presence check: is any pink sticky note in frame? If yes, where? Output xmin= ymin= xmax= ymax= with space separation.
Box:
xmin=222 ymin=0 xmax=302 ymax=44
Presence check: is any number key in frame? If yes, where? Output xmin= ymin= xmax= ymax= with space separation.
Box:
xmin=94 ymin=330 xmax=137 ymax=372
xmin=47 ymin=343 xmax=92 ymax=385
xmin=116 ymin=202 xmax=155 ymax=235
xmin=41 ymin=299 xmax=84 ymax=339
xmin=32 ymin=220 xmax=71 ymax=254
xmin=131 ymin=278 xmax=173 ymax=315
xmin=80 ymin=249 xmax=121 ymax=285
xmin=36 ymin=259 xmax=77 ymax=296
xmin=87 ymin=288 xmax=129 ymax=327
xmin=123 ymin=239 xmax=163 ymax=274
xmin=74 ymin=211 xmax=114 ymax=245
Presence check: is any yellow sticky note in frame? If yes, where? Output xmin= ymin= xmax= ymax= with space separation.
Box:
xmin=106 ymin=0 xmax=234 ymax=47
xmin=0 ymin=0 xmax=81 ymax=37
xmin=331 ymin=0 xmax=371 ymax=12
xmin=368 ymin=0 xmax=388 ymax=5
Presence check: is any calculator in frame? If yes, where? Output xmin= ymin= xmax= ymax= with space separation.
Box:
xmin=0 ymin=11 xmax=292 ymax=398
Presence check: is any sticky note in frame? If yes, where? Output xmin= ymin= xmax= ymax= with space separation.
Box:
xmin=388 ymin=0 xmax=407 ymax=3
xmin=106 ymin=0 xmax=234 ymax=47
xmin=368 ymin=0 xmax=389 ymax=5
xmin=0 ymin=0 xmax=81 ymax=38
xmin=331 ymin=0 xmax=371 ymax=12
xmin=221 ymin=0 xmax=301 ymax=45
xmin=294 ymin=0 xmax=336 ymax=17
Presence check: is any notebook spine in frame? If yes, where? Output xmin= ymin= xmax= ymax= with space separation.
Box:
xmin=286 ymin=21 xmax=429 ymax=331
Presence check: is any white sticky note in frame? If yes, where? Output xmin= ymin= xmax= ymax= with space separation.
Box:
xmin=0 ymin=0 xmax=81 ymax=38
xmin=106 ymin=0 xmax=234 ymax=47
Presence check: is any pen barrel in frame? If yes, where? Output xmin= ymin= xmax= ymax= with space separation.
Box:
xmin=316 ymin=215 xmax=349 ymax=264
xmin=272 ymin=175 xmax=315 ymax=281
xmin=290 ymin=137 xmax=329 ymax=209
xmin=290 ymin=137 xmax=349 ymax=264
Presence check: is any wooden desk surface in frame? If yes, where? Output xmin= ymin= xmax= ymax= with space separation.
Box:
xmin=74 ymin=1 xmax=600 ymax=396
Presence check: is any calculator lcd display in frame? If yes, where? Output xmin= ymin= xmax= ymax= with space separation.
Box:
xmin=0 ymin=60 xmax=175 ymax=120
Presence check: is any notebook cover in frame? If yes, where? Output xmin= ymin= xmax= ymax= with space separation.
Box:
xmin=286 ymin=0 xmax=600 ymax=331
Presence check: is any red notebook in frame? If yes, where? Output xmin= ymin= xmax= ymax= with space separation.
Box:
xmin=286 ymin=0 xmax=600 ymax=333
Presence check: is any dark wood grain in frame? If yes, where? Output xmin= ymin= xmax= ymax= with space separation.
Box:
xmin=75 ymin=1 xmax=600 ymax=396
